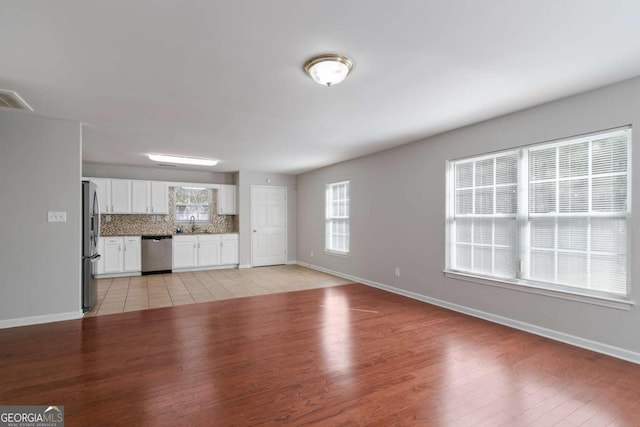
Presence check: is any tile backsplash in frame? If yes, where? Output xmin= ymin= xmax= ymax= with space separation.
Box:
xmin=100 ymin=188 xmax=236 ymax=236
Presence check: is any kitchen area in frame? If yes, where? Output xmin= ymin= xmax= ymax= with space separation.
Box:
xmin=82 ymin=176 xmax=239 ymax=315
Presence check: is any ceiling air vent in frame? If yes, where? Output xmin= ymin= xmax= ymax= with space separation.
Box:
xmin=0 ymin=89 xmax=34 ymax=112
xmin=157 ymin=163 xmax=177 ymax=167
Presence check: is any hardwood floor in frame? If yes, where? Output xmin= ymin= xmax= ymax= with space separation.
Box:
xmin=2 ymin=283 xmax=640 ymax=426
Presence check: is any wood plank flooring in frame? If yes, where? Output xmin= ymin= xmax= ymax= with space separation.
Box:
xmin=2 ymin=283 xmax=640 ymax=426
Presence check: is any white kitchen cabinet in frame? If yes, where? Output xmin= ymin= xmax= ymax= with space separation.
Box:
xmin=110 ymin=179 xmax=131 ymax=214
xmin=123 ymin=237 xmax=141 ymax=272
xmin=130 ymin=180 xmax=169 ymax=214
xmin=173 ymin=234 xmax=239 ymax=270
xmin=220 ymin=233 xmax=239 ymax=265
xmin=197 ymin=235 xmax=221 ymax=267
xmin=96 ymin=238 xmax=105 ymax=275
xmin=150 ymin=181 xmax=168 ymax=214
xmin=99 ymin=236 xmax=141 ymax=275
xmin=131 ymin=180 xmax=149 ymax=214
xmin=103 ymin=237 xmax=123 ymax=273
xmin=217 ymin=184 xmax=237 ymax=215
xmin=92 ymin=178 xmax=111 ymax=213
xmin=173 ymin=235 xmax=198 ymax=269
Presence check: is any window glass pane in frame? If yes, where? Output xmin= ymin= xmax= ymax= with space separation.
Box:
xmin=592 ymin=176 xmax=627 ymax=212
xmin=455 ymin=219 xmax=472 ymax=243
xmin=591 ymin=255 xmax=626 ymax=294
xmin=557 ymin=219 xmax=588 ymax=251
xmin=326 ymin=181 xmax=350 ymax=253
xmin=530 ymin=218 xmax=555 ymax=249
xmin=473 ymin=246 xmax=492 ymax=274
xmin=592 ymin=135 xmax=627 ymax=175
xmin=557 ymin=253 xmax=588 ymax=286
xmin=530 ymin=182 xmax=556 ymax=214
xmin=559 ymin=179 xmax=588 ymax=213
xmin=591 ymin=218 xmax=626 ymax=254
xmin=494 ymin=219 xmax=516 ymax=246
xmin=174 ymin=187 xmax=211 ymax=222
xmin=455 ymin=244 xmax=472 ymax=271
xmin=456 ymin=162 xmax=473 ymax=188
xmin=530 ymin=250 xmax=555 ymax=283
xmin=473 ymin=219 xmax=493 ymax=245
xmin=494 ymin=247 xmax=517 ymax=278
xmin=559 ymin=142 xmax=588 ymax=178
xmin=496 ymin=154 xmax=518 ymax=185
xmin=475 ymin=158 xmax=494 ymax=186
xmin=496 ymin=185 xmax=517 ymax=214
xmin=456 ymin=189 xmax=473 ymax=215
xmin=530 ymin=147 xmax=556 ymax=180
xmin=474 ymin=188 xmax=494 ymax=214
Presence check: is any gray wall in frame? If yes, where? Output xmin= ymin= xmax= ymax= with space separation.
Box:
xmin=296 ymin=76 xmax=640 ymax=355
xmin=83 ymin=162 xmax=235 ymax=184
xmin=237 ymin=171 xmax=297 ymax=266
xmin=0 ymin=110 xmax=82 ymax=323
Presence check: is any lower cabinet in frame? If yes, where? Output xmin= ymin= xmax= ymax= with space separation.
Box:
xmin=98 ymin=236 xmax=141 ymax=275
xmin=220 ymin=234 xmax=239 ymax=265
xmin=172 ymin=234 xmax=239 ymax=270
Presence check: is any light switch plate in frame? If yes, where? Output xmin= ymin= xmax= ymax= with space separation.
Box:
xmin=48 ymin=211 xmax=67 ymax=222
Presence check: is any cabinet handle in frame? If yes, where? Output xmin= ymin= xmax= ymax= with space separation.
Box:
xmin=151 ymin=207 xmax=154 ymax=213
xmin=119 ymin=245 xmax=121 ymax=252
xmin=111 ymin=205 xmax=114 ymax=212
xmin=221 ymin=241 xmax=224 ymax=247
xmin=146 ymin=207 xmax=148 ymax=213
xmin=193 ymin=243 xmax=196 ymax=249
xmin=198 ymin=242 xmax=201 ymax=249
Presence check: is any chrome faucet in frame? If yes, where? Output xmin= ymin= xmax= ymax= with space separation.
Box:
xmin=189 ymin=216 xmax=196 ymax=233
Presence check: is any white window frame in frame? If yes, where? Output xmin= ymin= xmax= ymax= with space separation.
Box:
xmin=325 ymin=180 xmax=350 ymax=256
xmin=445 ymin=127 xmax=633 ymax=310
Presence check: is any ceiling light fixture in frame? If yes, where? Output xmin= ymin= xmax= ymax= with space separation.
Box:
xmin=304 ymin=54 xmax=353 ymax=87
xmin=148 ymin=154 xmax=218 ymax=166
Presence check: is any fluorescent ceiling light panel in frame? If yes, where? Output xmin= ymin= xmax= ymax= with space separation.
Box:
xmin=148 ymin=154 xmax=218 ymax=166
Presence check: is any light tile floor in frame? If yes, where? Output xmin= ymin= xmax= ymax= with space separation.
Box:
xmin=85 ymin=265 xmax=353 ymax=317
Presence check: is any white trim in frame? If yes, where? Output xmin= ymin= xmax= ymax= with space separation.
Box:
xmin=0 ymin=311 xmax=83 ymax=329
xmin=238 ymin=264 xmax=252 ymax=269
xmin=286 ymin=260 xmax=298 ymax=265
xmin=297 ymin=261 xmax=640 ymax=365
xmin=324 ymin=250 xmax=350 ymax=258
xmin=444 ymin=270 xmax=634 ymax=310
xmin=96 ymin=272 xmax=142 ymax=279
xmin=172 ymin=264 xmax=238 ymax=273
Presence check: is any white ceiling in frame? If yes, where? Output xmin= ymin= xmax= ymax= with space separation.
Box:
xmin=2 ymin=1 xmax=640 ymax=174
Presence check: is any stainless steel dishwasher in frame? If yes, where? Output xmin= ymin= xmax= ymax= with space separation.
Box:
xmin=141 ymin=235 xmax=173 ymax=274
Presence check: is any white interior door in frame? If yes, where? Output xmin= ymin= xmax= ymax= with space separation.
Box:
xmin=251 ymin=185 xmax=287 ymax=267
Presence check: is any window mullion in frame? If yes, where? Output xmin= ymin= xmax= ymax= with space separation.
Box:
xmin=517 ymin=148 xmax=529 ymax=279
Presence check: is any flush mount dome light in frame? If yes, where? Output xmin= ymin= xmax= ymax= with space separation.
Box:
xmin=304 ymin=54 xmax=353 ymax=86
xmin=148 ymin=154 xmax=218 ymax=166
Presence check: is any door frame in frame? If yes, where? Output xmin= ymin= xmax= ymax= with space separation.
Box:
xmin=251 ymin=185 xmax=288 ymax=267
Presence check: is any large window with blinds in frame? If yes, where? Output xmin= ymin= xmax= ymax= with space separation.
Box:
xmin=446 ymin=127 xmax=631 ymax=300
xmin=326 ymin=180 xmax=350 ymax=254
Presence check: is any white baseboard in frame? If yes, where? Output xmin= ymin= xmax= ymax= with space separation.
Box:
xmin=0 ymin=311 xmax=84 ymax=329
xmin=172 ymin=264 xmax=239 ymax=273
xmin=238 ymin=264 xmax=252 ymax=269
xmin=298 ymin=261 xmax=640 ymax=365
xmin=96 ymin=272 xmax=141 ymax=279
xmin=286 ymin=260 xmax=298 ymax=265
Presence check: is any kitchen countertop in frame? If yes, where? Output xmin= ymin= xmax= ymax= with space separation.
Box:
xmin=101 ymin=232 xmax=238 ymax=237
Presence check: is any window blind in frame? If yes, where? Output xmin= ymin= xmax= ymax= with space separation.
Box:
xmin=448 ymin=128 xmax=630 ymax=298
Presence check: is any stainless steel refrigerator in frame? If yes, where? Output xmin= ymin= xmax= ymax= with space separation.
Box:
xmin=82 ymin=180 xmax=101 ymax=312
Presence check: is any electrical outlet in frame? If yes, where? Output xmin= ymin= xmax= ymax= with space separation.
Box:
xmin=105 ymin=215 xmax=111 ymax=222
xmin=394 ymin=267 xmax=400 ymax=277
xmin=47 ymin=211 xmax=67 ymax=223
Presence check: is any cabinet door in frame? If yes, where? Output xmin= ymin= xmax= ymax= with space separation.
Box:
xmin=96 ymin=238 xmax=105 ymax=274
xmin=92 ymin=178 xmax=111 ymax=214
xmin=150 ymin=182 xmax=168 ymax=214
xmin=110 ymin=179 xmax=131 ymax=213
xmin=218 ymin=185 xmax=237 ymax=215
xmin=197 ymin=238 xmax=220 ymax=267
xmin=173 ymin=241 xmax=197 ymax=269
xmin=103 ymin=238 xmax=123 ymax=273
xmin=123 ymin=237 xmax=141 ymax=272
xmin=220 ymin=236 xmax=239 ymax=265
xmin=131 ymin=181 xmax=149 ymax=214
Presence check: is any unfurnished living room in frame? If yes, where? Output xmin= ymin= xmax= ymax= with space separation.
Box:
xmin=2 ymin=1 xmax=640 ymax=426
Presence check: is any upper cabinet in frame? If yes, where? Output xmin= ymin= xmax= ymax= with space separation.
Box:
xmin=87 ymin=178 xmax=169 ymax=215
xmin=110 ymin=179 xmax=131 ymax=213
xmin=217 ymin=184 xmax=237 ymax=215
xmin=131 ymin=180 xmax=168 ymax=214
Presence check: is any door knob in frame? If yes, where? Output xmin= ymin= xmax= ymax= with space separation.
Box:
xmin=253 ymin=229 xmax=257 ymax=233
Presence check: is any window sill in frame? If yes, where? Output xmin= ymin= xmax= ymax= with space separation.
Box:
xmin=443 ymin=270 xmax=634 ymax=311
xmin=325 ymin=250 xmax=350 ymax=258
